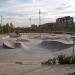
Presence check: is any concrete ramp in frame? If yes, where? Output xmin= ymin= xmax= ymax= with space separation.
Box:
xmin=3 ymin=40 xmax=15 ymax=49
xmin=3 ymin=40 xmax=21 ymax=49
xmin=38 ymin=41 xmax=73 ymax=51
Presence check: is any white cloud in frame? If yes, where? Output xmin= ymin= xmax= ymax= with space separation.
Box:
xmin=0 ymin=0 xmax=75 ymax=27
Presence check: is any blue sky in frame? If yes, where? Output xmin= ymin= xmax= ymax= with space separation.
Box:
xmin=0 ymin=0 xmax=75 ymax=27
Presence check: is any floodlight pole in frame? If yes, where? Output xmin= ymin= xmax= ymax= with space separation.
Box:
xmin=39 ymin=9 xmax=41 ymax=26
xmin=73 ymin=36 xmax=75 ymax=59
xmin=29 ymin=17 xmax=31 ymax=26
xmin=39 ymin=9 xmax=42 ymax=38
xmin=1 ymin=16 xmax=2 ymax=26
xmin=1 ymin=16 xmax=3 ymax=33
xmin=29 ymin=17 xmax=31 ymax=39
xmin=72 ymin=29 xmax=75 ymax=59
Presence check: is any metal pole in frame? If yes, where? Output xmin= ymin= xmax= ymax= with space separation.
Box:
xmin=39 ymin=9 xmax=41 ymax=25
xmin=73 ymin=37 xmax=74 ymax=58
xmin=1 ymin=16 xmax=2 ymax=26
xmin=39 ymin=9 xmax=41 ymax=33
xmin=1 ymin=16 xmax=2 ymax=33
xmin=29 ymin=17 xmax=31 ymax=26
xmin=29 ymin=17 xmax=31 ymax=39
xmin=72 ymin=33 xmax=75 ymax=59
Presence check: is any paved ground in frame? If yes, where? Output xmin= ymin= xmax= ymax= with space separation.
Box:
xmin=0 ymin=34 xmax=74 ymax=75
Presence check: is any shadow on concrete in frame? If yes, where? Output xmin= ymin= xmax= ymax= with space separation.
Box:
xmin=0 ymin=44 xmax=14 ymax=50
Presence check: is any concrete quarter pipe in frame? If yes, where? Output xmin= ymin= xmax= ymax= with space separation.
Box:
xmin=3 ymin=40 xmax=15 ymax=49
xmin=3 ymin=40 xmax=21 ymax=49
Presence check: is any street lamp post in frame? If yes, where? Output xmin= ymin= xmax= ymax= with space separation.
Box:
xmin=1 ymin=16 xmax=3 ymax=33
xmin=71 ymin=33 xmax=75 ymax=59
xmin=39 ymin=9 xmax=42 ymax=37
xmin=29 ymin=17 xmax=31 ymax=26
xmin=39 ymin=9 xmax=41 ymax=26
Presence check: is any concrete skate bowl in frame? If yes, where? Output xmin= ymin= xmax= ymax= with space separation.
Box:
xmin=38 ymin=41 xmax=73 ymax=51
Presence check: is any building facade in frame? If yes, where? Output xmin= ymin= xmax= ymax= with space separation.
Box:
xmin=56 ymin=16 xmax=73 ymax=27
xmin=31 ymin=24 xmax=37 ymax=29
xmin=38 ymin=23 xmax=56 ymax=32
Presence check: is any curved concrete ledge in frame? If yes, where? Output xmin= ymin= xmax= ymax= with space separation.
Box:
xmin=3 ymin=40 xmax=21 ymax=49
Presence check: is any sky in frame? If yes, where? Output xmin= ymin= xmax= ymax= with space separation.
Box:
xmin=0 ymin=0 xmax=75 ymax=27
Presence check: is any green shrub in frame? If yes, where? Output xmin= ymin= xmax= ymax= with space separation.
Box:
xmin=66 ymin=72 xmax=75 ymax=75
xmin=71 ymin=56 xmax=75 ymax=64
xmin=57 ymin=54 xmax=65 ymax=64
xmin=42 ymin=54 xmax=75 ymax=65
xmin=41 ymin=57 xmax=57 ymax=65
xmin=52 ymin=57 xmax=56 ymax=64
xmin=57 ymin=54 xmax=75 ymax=64
xmin=64 ymin=56 xmax=72 ymax=64
xmin=41 ymin=58 xmax=52 ymax=65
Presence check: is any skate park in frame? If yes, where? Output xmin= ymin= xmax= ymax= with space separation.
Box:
xmin=0 ymin=33 xmax=74 ymax=75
